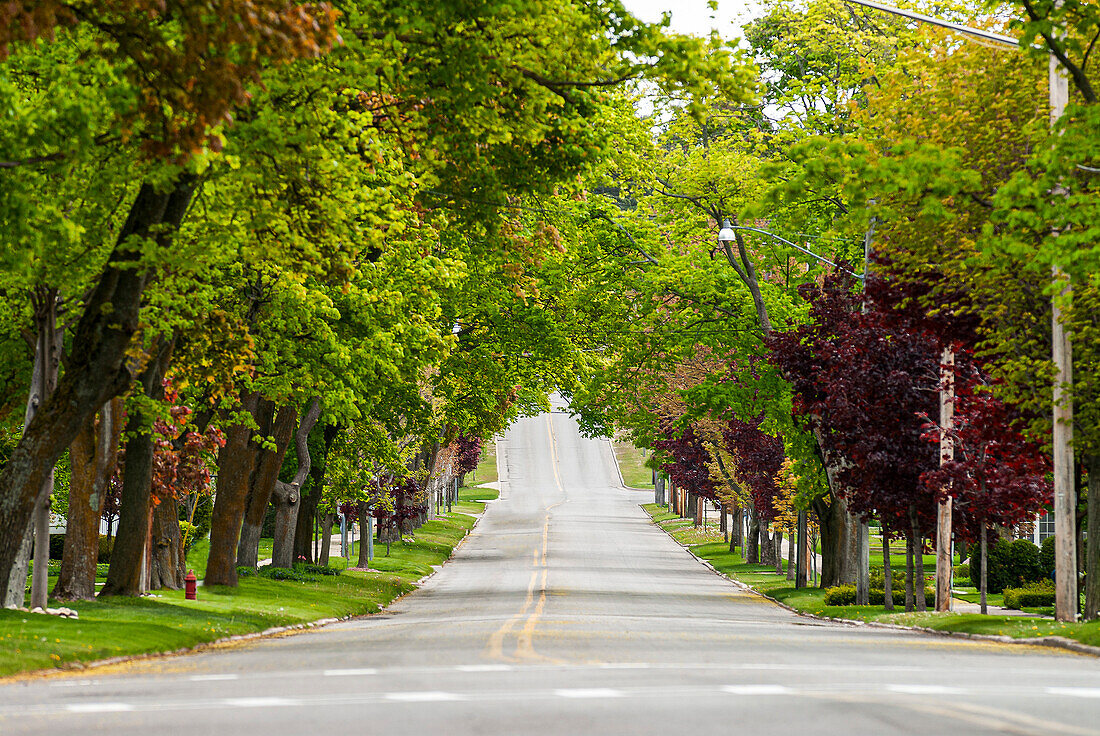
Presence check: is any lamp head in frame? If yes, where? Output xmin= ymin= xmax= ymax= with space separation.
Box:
xmin=717 ymin=219 xmax=735 ymax=243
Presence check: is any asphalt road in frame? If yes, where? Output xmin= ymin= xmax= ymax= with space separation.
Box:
xmin=2 ymin=407 xmax=1099 ymax=735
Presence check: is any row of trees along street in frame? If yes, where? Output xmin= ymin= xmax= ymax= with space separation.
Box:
xmin=1 ymin=0 xmax=1098 ymax=629
xmin=0 ymin=1 xmax=744 ymax=606
xmin=567 ymin=0 xmax=1100 ymax=623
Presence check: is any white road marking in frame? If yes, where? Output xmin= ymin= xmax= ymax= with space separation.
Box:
xmin=323 ymin=668 xmax=378 ymax=677
xmin=1048 ymin=687 xmax=1100 ymax=698
xmin=65 ymin=703 xmax=134 ymax=713
xmin=886 ymin=685 xmax=965 ymax=695
xmin=554 ymin=688 xmax=625 ymax=699
xmin=189 ymin=674 xmax=238 ymax=682
xmin=722 ymin=685 xmax=792 ymax=695
xmin=455 ymin=664 xmax=512 ymax=672
xmin=597 ymin=662 xmax=651 ymax=669
xmin=384 ymin=691 xmax=465 ymax=702
xmin=222 ymin=697 xmax=299 ymax=708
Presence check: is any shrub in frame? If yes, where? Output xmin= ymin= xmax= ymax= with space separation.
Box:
xmin=1003 ymin=580 xmax=1056 ymax=609
xmin=869 ymin=567 xmax=906 ymax=591
xmin=824 ymin=585 xmax=856 ymax=605
xmin=49 ymin=534 xmax=66 ymax=560
xmin=236 ymin=566 xmax=257 ymax=578
xmin=954 ymin=563 xmax=970 ymax=582
xmin=1006 ymin=539 xmax=1043 ymax=587
xmin=295 ymin=563 xmax=341 ymax=576
xmin=969 ymin=538 xmax=1013 ymax=593
xmin=1040 ymin=535 xmax=1056 ymax=578
xmin=824 ymin=584 xmax=934 ymax=607
xmin=97 ymin=535 xmax=114 ymax=564
xmin=259 ymin=566 xmax=315 ymax=582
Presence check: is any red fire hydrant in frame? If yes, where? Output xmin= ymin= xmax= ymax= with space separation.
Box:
xmin=185 ymin=570 xmax=198 ymax=600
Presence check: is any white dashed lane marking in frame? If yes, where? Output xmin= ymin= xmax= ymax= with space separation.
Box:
xmin=1047 ymin=688 xmax=1100 ymax=698
xmin=323 ymin=668 xmax=378 ymax=677
xmin=722 ymin=685 xmax=791 ymax=695
xmin=384 ymin=691 xmax=466 ymax=702
xmin=222 ymin=697 xmax=299 ymax=708
xmin=886 ymin=685 xmax=965 ymax=695
xmin=189 ymin=674 xmax=239 ymax=682
xmin=554 ymin=688 xmax=624 ymax=698
xmin=64 ymin=703 xmax=134 ymax=713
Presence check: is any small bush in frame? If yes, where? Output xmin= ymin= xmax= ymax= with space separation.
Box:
xmin=824 ymin=584 xmax=934 ymax=607
xmin=869 ymin=567 xmax=906 ymax=590
xmin=259 ymin=566 xmax=315 ymax=582
xmin=1003 ymin=580 xmax=1056 ymax=609
xmin=294 ymin=563 xmax=341 ymax=576
xmin=235 ymin=566 xmax=257 ymax=578
xmin=824 ymin=584 xmax=856 ymax=605
xmin=954 ymin=563 xmax=970 ymax=581
xmin=970 ymin=538 xmax=1013 ymax=593
xmin=1006 ymin=539 xmax=1043 ymax=587
xmin=1040 ymin=535 xmax=1056 ymax=578
xmin=97 ymin=535 xmax=114 ymax=564
xmin=49 ymin=534 xmax=66 ymax=560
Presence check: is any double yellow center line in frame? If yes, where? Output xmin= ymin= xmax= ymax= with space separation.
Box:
xmin=486 ymin=415 xmax=565 ymax=663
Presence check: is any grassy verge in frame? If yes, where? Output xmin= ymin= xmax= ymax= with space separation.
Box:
xmin=0 ymin=487 xmax=497 ymax=678
xmin=643 ymin=503 xmax=1100 ymax=649
xmin=468 ymin=441 xmax=498 ymax=485
xmin=613 ymin=439 xmax=654 ymax=489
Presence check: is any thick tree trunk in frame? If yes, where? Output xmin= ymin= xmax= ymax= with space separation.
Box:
xmin=882 ymin=526 xmax=894 ymax=612
xmin=204 ymin=392 xmax=264 ymax=587
xmin=746 ymin=507 xmax=760 ymax=563
xmin=270 ymin=399 xmax=321 ymax=569
xmin=720 ymin=502 xmax=728 ymax=543
xmin=54 ymin=400 xmax=121 ymax=601
xmin=99 ymin=344 xmax=171 ymax=598
xmin=786 ymin=524 xmax=796 ymax=580
xmin=0 ymin=179 xmax=196 ymax=603
xmin=237 ymin=401 xmax=296 ymax=569
xmin=318 ymin=511 xmax=334 ymax=566
xmin=729 ymin=502 xmax=741 ymax=553
xmin=149 ymin=496 xmax=183 ymax=590
xmin=814 ymin=492 xmax=858 ymax=589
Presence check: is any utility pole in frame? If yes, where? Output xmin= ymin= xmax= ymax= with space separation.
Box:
xmin=843 ymin=0 xmax=1077 ymax=622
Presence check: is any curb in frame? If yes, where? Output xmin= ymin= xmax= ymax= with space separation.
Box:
xmin=7 ymin=498 xmax=494 ymax=682
xmin=644 ymin=506 xmax=1100 ymax=659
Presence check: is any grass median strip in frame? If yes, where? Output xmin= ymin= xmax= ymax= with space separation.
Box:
xmin=0 ymin=487 xmax=498 ymax=679
xmin=642 ymin=503 xmax=1100 ymax=650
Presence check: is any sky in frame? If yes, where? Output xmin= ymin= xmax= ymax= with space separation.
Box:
xmin=622 ymin=0 xmax=765 ymax=40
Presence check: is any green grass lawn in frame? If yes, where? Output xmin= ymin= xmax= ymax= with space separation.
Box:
xmin=642 ymin=503 xmax=1100 ymax=649
xmin=613 ymin=439 xmax=655 ymax=489
xmin=468 ymin=441 xmax=498 ymax=485
xmin=0 ymin=489 xmax=496 ymax=679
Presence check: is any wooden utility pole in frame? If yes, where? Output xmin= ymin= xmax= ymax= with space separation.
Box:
xmin=935 ymin=347 xmax=955 ymax=612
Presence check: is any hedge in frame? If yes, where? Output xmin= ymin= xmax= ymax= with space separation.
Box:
xmin=824 ymin=584 xmax=935 ymax=607
xmin=1003 ymin=581 xmax=1056 ymax=609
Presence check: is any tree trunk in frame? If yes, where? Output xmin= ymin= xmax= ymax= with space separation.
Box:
xmin=356 ymin=500 xmax=371 ymax=568
xmin=99 ymin=343 xmax=172 ymax=598
xmin=909 ymin=507 xmax=927 ymax=612
xmin=318 ymin=511 xmax=334 ymax=566
xmin=237 ymin=401 xmax=297 ymax=569
xmin=293 ymin=423 xmax=338 ymax=562
xmin=1085 ymin=454 xmax=1100 ymax=621
xmin=775 ymin=529 xmax=784 ymax=575
xmin=882 ymin=526 xmax=894 ymax=612
xmin=204 ymin=392 xmax=263 ymax=587
xmin=0 ymin=178 xmax=196 ymax=603
xmin=729 ymin=502 xmax=741 ymax=553
xmin=980 ymin=523 xmax=989 ymax=615
xmin=786 ymin=524 xmax=797 ymax=580
xmin=270 ymin=399 xmax=321 ymax=569
xmin=746 ymin=507 xmax=760 ymax=563
xmin=149 ymin=495 xmax=183 ymax=590
xmin=905 ymin=526 xmax=916 ymax=613
xmin=54 ymin=399 xmax=122 ymax=601
xmin=813 ymin=492 xmax=858 ymax=588
xmin=5 ymin=290 xmax=64 ymax=610
xmin=720 ymin=502 xmax=728 ymax=543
